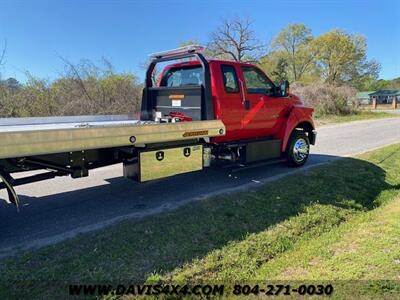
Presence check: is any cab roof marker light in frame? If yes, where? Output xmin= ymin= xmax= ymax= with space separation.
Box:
xmin=149 ymin=45 xmax=205 ymax=60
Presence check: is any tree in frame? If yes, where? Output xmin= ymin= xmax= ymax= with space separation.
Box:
xmin=311 ymin=29 xmax=380 ymax=85
xmin=356 ymin=77 xmax=400 ymax=91
xmin=259 ymin=52 xmax=289 ymax=83
xmin=272 ymin=24 xmax=314 ymax=81
xmin=271 ymin=57 xmax=289 ymax=82
xmin=1 ymin=78 xmax=22 ymax=91
xmin=208 ymin=17 xmax=264 ymax=62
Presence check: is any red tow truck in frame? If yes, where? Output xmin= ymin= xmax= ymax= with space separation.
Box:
xmin=0 ymin=45 xmax=316 ymax=209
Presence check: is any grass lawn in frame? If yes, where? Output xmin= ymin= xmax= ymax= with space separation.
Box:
xmin=0 ymin=144 xmax=400 ymax=299
xmin=253 ymin=195 xmax=400 ymax=298
xmin=315 ymin=111 xmax=398 ymax=126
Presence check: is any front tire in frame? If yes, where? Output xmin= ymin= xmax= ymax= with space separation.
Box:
xmin=286 ymin=130 xmax=310 ymax=167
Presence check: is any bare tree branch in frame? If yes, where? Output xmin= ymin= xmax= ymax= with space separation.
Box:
xmin=57 ymin=55 xmax=95 ymax=106
xmin=208 ymin=17 xmax=264 ymax=62
xmin=139 ymin=59 xmax=161 ymax=86
xmin=0 ymin=39 xmax=6 ymax=67
xmin=0 ymin=39 xmax=7 ymax=80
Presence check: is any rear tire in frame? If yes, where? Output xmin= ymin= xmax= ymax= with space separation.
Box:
xmin=286 ymin=130 xmax=310 ymax=167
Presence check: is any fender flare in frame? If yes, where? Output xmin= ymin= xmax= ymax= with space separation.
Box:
xmin=280 ymin=108 xmax=315 ymax=152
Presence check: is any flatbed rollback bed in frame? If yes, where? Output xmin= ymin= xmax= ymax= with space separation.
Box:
xmin=0 ymin=45 xmax=316 ymax=210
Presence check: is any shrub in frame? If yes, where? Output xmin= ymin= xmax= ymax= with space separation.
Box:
xmin=291 ymin=83 xmax=358 ymax=117
xmin=0 ymin=60 xmax=143 ymax=118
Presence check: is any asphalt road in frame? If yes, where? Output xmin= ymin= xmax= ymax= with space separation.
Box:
xmin=1 ymin=118 xmax=399 ymax=256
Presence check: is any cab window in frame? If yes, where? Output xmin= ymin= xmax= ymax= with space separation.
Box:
xmin=221 ymin=64 xmax=239 ymax=93
xmin=242 ymin=67 xmax=273 ymax=94
xmin=160 ymin=66 xmax=202 ymax=87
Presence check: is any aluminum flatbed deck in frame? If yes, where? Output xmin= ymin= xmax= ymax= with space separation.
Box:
xmin=0 ymin=115 xmax=225 ymax=159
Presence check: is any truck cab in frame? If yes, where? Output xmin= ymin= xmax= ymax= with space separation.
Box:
xmin=155 ymin=59 xmax=302 ymax=142
xmin=141 ymin=45 xmax=316 ymax=166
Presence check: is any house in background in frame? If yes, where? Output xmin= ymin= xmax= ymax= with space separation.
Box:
xmin=356 ymin=91 xmax=375 ymax=104
xmin=369 ymin=90 xmax=400 ymax=104
xmin=357 ymin=89 xmax=400 ymax=105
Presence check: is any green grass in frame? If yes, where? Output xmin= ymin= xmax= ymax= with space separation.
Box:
xmin=315 ymin=111 xmax=398 ymax=126
xmin=1 ymin=144 xmax=400 ymax=299
xmin=252 ymin=196 xmax=400 ymax=298
xmin=257 ymin=197 xmax=400 ymax=281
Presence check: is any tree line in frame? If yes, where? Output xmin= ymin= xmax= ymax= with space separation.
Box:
xmin=203 ymin=19 xmax=397 ymax=91
xmin=0 ymin=18 xmax=398 ymax=118
xmin=0 ymin=58 xmax=142 ymax=117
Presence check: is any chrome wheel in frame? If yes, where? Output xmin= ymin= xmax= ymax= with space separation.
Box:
xmin=293 ymin=138 xmax=309 ymax=163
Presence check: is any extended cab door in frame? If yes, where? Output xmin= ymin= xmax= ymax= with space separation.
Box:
xmin=214 ymin=63 xmax=246 ymax=141
xmin=239 ymin=66 xmax=288 ymax=138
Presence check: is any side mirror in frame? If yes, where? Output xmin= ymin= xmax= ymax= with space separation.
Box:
xmin=280 ymin=80 xmax=290 ymax=97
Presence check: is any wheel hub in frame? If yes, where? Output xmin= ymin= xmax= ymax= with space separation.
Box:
xmin=293 ymin=138 xmax=309 ymax=163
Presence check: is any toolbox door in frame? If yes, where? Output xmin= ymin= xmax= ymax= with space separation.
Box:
xmin=139 ymin=145 xmax=203 ymax=182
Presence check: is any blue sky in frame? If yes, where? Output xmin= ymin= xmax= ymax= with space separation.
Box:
xmin=0 ymin=0 xmax=399 ymax=82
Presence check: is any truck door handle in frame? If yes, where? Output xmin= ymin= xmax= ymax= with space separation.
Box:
xmin=244 ymin=100 xmax=251 ymax=110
